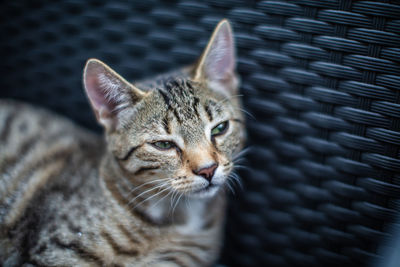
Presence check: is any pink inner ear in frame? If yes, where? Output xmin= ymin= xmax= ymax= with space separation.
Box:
xmin=85 ymin=70 xmax=116 ymax=119
xmin=205 ymin=24 xmax=235 ymax=81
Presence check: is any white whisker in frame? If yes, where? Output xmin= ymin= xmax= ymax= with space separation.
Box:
xmin=213 ymin=94 xmax=255 ymax=121
xmin=233 ymin=158 xmax=247 ymax=164
xmin=170 ymin=189 xmax=179 ymax=209
xmin=128 ymin=181 xmax=169 ymax=206
xmin=233 ymin=147 xmax=252 ymax=160
xmin=127 ymin=178 xmax=171 ymax=195
xmin=172 ymin=192 xmax=184 ymax=215
xmin=225 ymin=179 xmax=235 ymax=195
xmin=232 ymin=107 xmax=255 ymax=120
xmin=151 ymin=189 xmax=174 ymax=209
xmin=215 ymin=94 xmax=243 ymax=107
xmin=184 ymin=195 xmax=190 ymax=209
xmin=233 ymin=164 xmax=250 ymax=171
xmin=132 ymin=185 xmax=171 ymax=210
xmin=229 ymin=172 xmax=243 ymax=190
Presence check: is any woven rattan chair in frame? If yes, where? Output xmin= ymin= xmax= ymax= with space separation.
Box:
xmin=1 ymin=1 xmax=399 ymax=266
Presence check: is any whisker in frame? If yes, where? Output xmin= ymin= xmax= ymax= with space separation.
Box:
xmin=170 ymin=189 xmax=179 ymax=209
xmin=231 ymin=106 xmax=255 ymax=120
xmin=184 ymin=192 xmax=192 ymax=210
xmin=132 ymin=185 xmax=171 ymax=210
xmin=230 ymin=171 xmax=242 ymax=183
xmin=233 ymin=147 xmax=252 ymax=160
xmin=128 ymin=181 xmax=169 ymax=206
xmin=151 ymin=189 xmax=174 ymax=209
xmin=214 ymin=94 xmax=255 ymax=120
xmin=233 ymin=164 xmax=250 ymax=171
xmin=225 ymin=179 xmax=235 ymax=195
xmin=128 ymin=178 xmax=171 ymax=195
xmin=229 ymin=173 xmax=243 ymax=190
xmin=239 ymin=108 xmax=255 ymax=120
xmin=184 ymin=195 xmax=190 ymax=209
xmin=215 ymin=94 xmax=244 ymax=107
xmin=233 ymin=158 xmax=247 ymax=164
xmin=172 ymin=192 xmax=184 ymax=215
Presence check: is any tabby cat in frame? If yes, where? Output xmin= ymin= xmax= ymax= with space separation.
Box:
xmin=0 ymin=19 xmax=245 ymax=266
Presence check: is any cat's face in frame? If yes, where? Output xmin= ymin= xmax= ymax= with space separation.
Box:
xmin=84 ymin=20 xmax=245 ymax=199
xmin=111 ymin=78 xmax=244 ymax=199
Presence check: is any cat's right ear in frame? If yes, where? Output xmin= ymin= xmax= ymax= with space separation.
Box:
xmin=194 ymin=19 xmax=238 ymax=97
xmin=83 ymin=59 xmax=145 ymax=131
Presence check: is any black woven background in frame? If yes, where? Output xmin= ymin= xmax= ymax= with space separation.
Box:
xmin=1 ymin=1 xmax=400 ymax=266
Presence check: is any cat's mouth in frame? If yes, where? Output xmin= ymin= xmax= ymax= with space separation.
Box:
xmin=194 ymin=184 xmax=217 ymax=193
xmin=190 ymin=183 xmax=220 ymax=198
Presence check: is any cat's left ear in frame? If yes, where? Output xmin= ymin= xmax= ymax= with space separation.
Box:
xmin=194 ymin=19 xmax=238 ymax=96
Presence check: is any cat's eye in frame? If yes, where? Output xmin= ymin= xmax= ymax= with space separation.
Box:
xmin=152 ymin=141 xmax=175 ymax=150
xmin=211 ymin=121 xmax=229 ymax=137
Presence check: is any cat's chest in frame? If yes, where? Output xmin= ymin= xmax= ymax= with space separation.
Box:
xmin=176 ymin=201 xmax=207 ymax=234
xmin=139 ymin=195 xmax=212 ymax=231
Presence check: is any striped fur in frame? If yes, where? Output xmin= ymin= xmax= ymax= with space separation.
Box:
xmin=0 ymin=20 xmax=245 ymax=266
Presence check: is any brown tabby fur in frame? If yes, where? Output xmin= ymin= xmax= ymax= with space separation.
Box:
xmin=0 ymin=20 xmax=245 ymax=266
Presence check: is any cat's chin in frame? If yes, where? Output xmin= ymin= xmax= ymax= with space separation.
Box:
xmin=188 ymin=184 xmax=220 ymax=199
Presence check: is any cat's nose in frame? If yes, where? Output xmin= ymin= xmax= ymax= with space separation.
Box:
xmin=194 ymin=163 xmax=218 ymax=182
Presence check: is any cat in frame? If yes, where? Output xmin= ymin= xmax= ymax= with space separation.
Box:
xmin=0 ymin=19 xmax=245 ymax=266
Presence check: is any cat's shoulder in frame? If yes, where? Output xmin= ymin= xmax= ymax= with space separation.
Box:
xmin=0 ymin=99 xmax=103 ymax=163
xmin=1 ymin=99 xmax=74 ymax=125
xmin=0 ymin=99 xmax=100 ymax=141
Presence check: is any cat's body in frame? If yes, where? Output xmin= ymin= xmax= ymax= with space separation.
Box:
xmin=0 ymin=20 xmax=245 ymax=266
xmin=0 ymin=101 xmax=225 ymax=267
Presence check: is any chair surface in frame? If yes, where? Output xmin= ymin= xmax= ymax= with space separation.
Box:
xmin=1 ymin=1 xmax=400 ymax=266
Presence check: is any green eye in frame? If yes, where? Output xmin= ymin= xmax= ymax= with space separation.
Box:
xmin=211 ymin=121 xmax=229 ymax=137
xmin=152 ymin=141 xmax=174 ymax=150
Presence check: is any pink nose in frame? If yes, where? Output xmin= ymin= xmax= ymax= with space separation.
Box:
xmin=194 ymin=163 xmax=218 ymax=182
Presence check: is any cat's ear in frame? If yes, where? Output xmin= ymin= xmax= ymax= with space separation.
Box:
xmin=83 ymin=59 xmax=145 ymax=131
xmin=194 ymin=19 xmax=238 ymax=96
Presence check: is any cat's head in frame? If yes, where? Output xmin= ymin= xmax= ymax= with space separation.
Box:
xmin=83 ymin=20 xmax=245 ymax=199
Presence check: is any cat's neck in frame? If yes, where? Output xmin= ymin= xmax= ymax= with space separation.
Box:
xmin=99 ymin=154 xmax=216 ymax=227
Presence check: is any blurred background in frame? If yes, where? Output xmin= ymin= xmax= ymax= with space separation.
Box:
xmin=1 ymin=1 xmax=400 ymax=266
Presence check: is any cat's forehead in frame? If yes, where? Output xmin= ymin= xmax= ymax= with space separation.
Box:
xmin=147 ymin=77 xmax=224 ymax=142
xmin=136 ymin=72 xmax=207 ymax=120
xmin=156 ymin=79 xmax=204 ymax=137
xmin=158 ymin=79 xmax=202 ymax=122
xmin=133 ymin=73 xmax=229 ymax=143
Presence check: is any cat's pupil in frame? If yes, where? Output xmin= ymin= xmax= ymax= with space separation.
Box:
xmin=211 ymin=121 xmax=229 ymax=136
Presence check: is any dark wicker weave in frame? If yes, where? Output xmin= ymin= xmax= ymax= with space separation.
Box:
xmin=1 ymin=1 xmax=400 ymax=266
